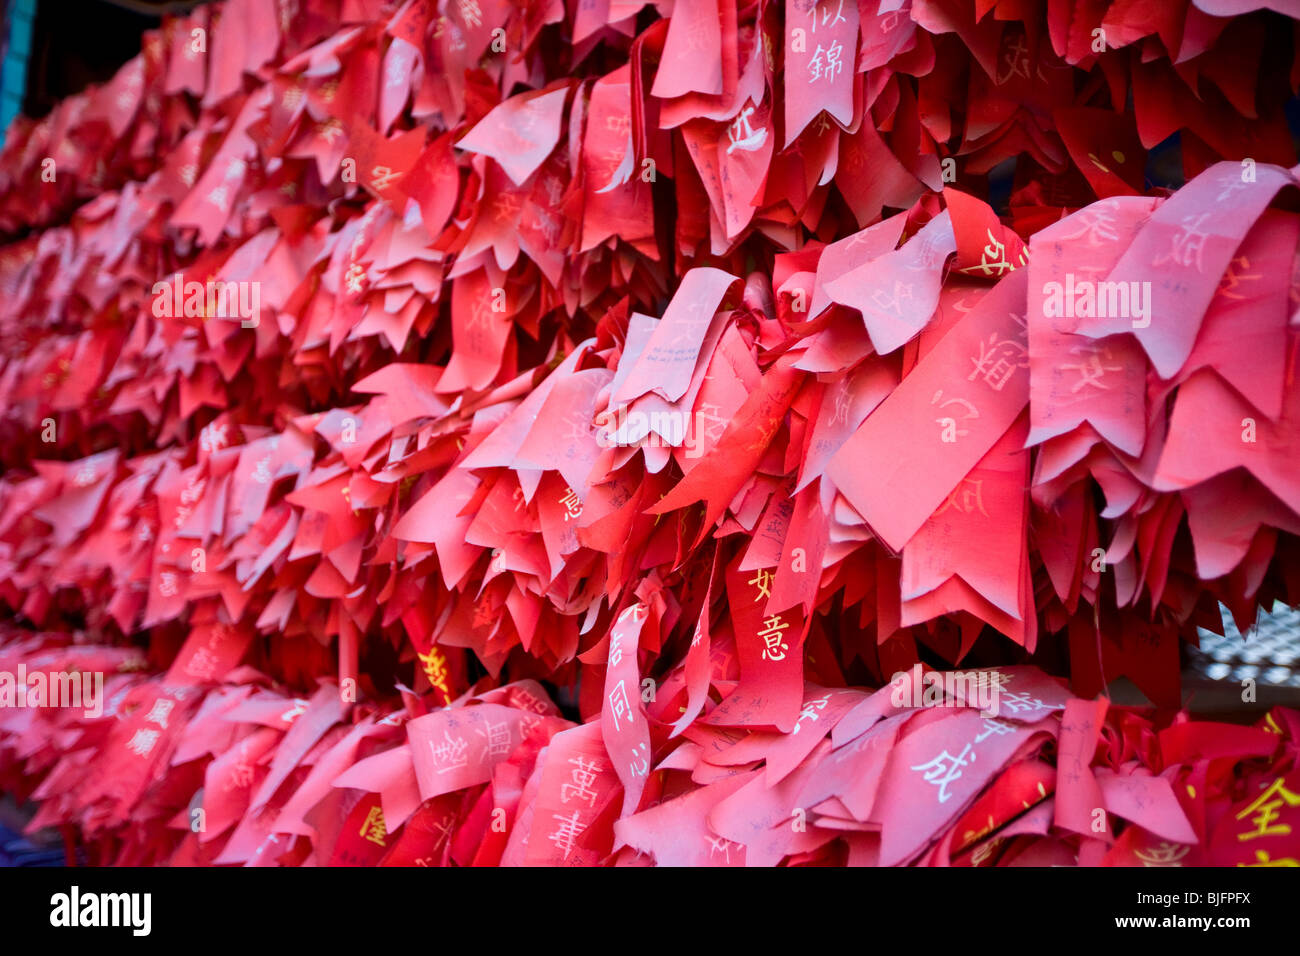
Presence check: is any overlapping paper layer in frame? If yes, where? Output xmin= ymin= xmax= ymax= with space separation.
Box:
xmin=1 ymin=0 xmax=1299 ymax=865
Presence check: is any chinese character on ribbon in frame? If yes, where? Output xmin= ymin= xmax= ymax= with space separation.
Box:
xmin=431 ymin=731 xmax=470 ymax=774
xmin=145 ymin=698 xmax=174 ymax=729
xmin=547 ymin=810 xmax=587 ymax=860
xmin=1061 ymin=343 xmax=1122 ymax=394
xmin=1236 ymin=777 xmax=1300 ymax=842
xmin=559 ymin=486 xmax=583 ymax=521
xmin=911 ymin=743 xmax=975 ymax=803
xmin=476 ymin=719 xmax=513 ymax=759
xmin=360 ymin=805 xmax=387 ymax=847
xmin=758 ymin=615 xmax=790 ymax=662
xmin=792 ymin=695 xmax=830 ymax=734
xmin=370 ymin=166 xmax=400 ymax=191
xmin=1153 ymin=212 xmax=1212 ymax=273
xmin=127 ymin=729 xmax=160 ymax=757
xmin=1134 ymin=842 xmax=1190 ymax=867
xmin=418 ymin=647 xmax=451 ymax=699
xmin=560 ymin=756 xmax=602 ymax=807
xmin=935 ymin=478 xmax=989 ymax=518
xmin=608 ymin=680 xmax=634 ymax=732
xmin=968 ymin=331 xmax=1028 ymax=391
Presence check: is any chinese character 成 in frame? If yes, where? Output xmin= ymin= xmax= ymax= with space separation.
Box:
xmin=911 ymin=744 xmax=975 ymax=803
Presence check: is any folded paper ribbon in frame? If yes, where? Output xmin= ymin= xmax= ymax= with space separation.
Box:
xmin=0 ymin=0 xmax=1299 ymax=866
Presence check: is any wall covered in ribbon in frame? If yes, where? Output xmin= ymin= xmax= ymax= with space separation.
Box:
xmin=0 ymin=0 xmax=1299 ymax=868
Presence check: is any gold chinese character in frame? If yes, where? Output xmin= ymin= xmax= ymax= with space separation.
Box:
xmin=360 ymin=805 xmax=387 ymax=846
xmin=1236 ymin=777 xmax=1300 ymax=842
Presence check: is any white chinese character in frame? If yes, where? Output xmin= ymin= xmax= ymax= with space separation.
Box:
xmin=1055 ymin=203 xmax=1120 ymax=247
xmin=128 ymin=728 xmax=160 ymax=757
xmin=458 ymin=0 xmax=482 ymax=29
xmin=145 ymin=698 xmax=174 ymax=729
xmin=973 ymin=718 xmax=1016 ymax=744
xmin=910 ymin=743 xmax=975 ymax=803
xmin=616 ymin=603 xmax=647 ymax=624
xmin=998 ymin=691 xmax=1045 ymax=715
xmin=200 ymin=421 xmax=229 ymax=453
xmin=1153 ymin=212 xmax=1212 ymax=273
xmin=1215 ymin=177 xmax=1250 ymax=204
xmin=695 ymin=402 xmax=728 ymax=444
xmin=726 ymin=106 xmax=767 ymax=154
xmin=608 ymin=680 xmax=633 ymax=732
xmin=814 ymin=0 xmax=846 ymax=30
xmin=706 ymin=835 xmax=737 ymax=862
xmin=184 ymin=647 xmax=219 ymax=681
xmin=475 ymin=719 xmax=512 ymax=759
xmin=931 ymin=390 xmax=980 ymax=440
xmin=547 ymin=810 xmax=586 ymax=860
xmin=871 ymin=280 xmax=914 ymax=315
xmin=1061 ymin=344 xmax=1122 ymax=394
xmin=935 ymin=478 xmax=989 ymax=517
xmin=385 ymin=56 xmax=407 ymax=89
xmin=252 ymin=456 xmax=272 ymax=484
xmin=808 ymin=39 xmax=843 ymax=84
xmin=968 ymin=331 xmax=1028 ymax=391
xmin=1135 ymin=842 xmax=1192 ymax=867
xmin=628 ymin=741 xmax=650 ymax=778
xmin=560 ymin=756 xmax=602 ymax=807
xmin=829 ymin=385 xmax=851 ymax=426
xmin=792 ymin=694 xmax=830 ymax=734
xmin=431 ymin=730 xmax=470 ymax=773
xmin=280 ymin=698 xmax=308 ymax=723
